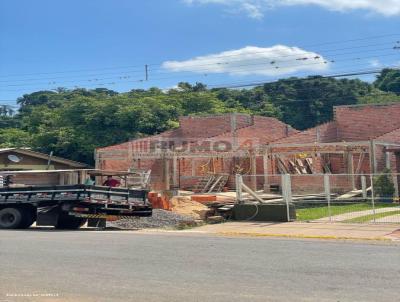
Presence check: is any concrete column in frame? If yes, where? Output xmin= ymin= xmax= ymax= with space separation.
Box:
xmin=172 ymin=155 xmax=178 ymax=188
xmin=361 ymin=176 xmax=367 ymax=199
xmin=230 ymin=113 xmax=238 ymax=150
xmin=250 ymin=152 xmax=257 ymax=191
xmin=235 ymin=174 xmax=243 ymax=204
xmin=191 ymin=158 xmax=196 ymax=176
xmin=396 ymin=153 xmax=400 ymax=200
xmin=263 ymin=153 xmax=269 ymax=192
xmin=94 ymin=151 xmax=101 ymax=170
xmin=369 ymin=140 xmax=377 ymax=174
xmin=385 ymin=151 xmax=391 ymax=170
xmin=163 ymin=155 xmax=170 ymax=190
xmin=392 ymin=174 xmax=399 ymax=202
xmin=128 ymin=141 xmax=133 ymax=170
xmin=347 ymin=152 xmax=355 ymax=189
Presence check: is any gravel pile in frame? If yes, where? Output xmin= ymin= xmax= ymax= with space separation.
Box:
xmin=108 ymin=209 xmax=198 ymax=230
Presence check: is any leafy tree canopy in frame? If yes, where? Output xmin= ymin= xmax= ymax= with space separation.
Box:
xmin=375 ymin=69 xmax=400 ymax=95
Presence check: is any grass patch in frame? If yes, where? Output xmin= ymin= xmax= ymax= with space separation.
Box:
xmin=343 ymin=210 xmax=400 ymax=223
xmin=296 ymin=203 xmax=395 ymax=221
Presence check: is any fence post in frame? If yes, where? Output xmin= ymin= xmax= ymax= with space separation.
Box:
xmin=324 ymin=174 xmax=332 ymax=222
xmin=361 ymin=176 xmax=367 ymax=200
xmin=235 ymin=174 xmax=243 ymax=204
xmin=393 ymin=174 xmax=399 ymax=203
xmin=370 ymin=174 xmax=376 ymax=223
xmin=282 ymin=174 xmax=292 ymax=222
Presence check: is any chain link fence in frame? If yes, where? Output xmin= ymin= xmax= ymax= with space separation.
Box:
xmin=237 ymin=173 xmax=400 ymax=224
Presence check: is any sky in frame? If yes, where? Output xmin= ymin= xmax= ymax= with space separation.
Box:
xmin=1 ymin=0 xmax=400 ymax=106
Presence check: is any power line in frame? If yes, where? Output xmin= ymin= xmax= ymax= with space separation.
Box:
xmin=0 ymin=33 xmax=398 ymax=80
xmin=2 ymin=40 xmax=398 ymax=85
xmin=208 ymin=68 xmax=399 ymax=89
xmin=0 ymin=41 xmax=397 ymax=86
xmin=3 ymin=66 xmax=398 ymax=98
xmin=154 ymin=41 xmax=399 ymax=71
xmin=0 ymin=50 xmax=398 ymax=90
xmin=149 ymin=51 xmax=399 ymax=79
xmin=0 ymin=69 xmax=146 ymax=84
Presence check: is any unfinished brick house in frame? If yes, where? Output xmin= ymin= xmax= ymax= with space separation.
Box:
xmin=96 ymin=113 xmax=298 ymax=189
xmin=267 ymin=103 xmax=400 ymax=194
xmin=96 ymin=103 xmax=400 ymax=194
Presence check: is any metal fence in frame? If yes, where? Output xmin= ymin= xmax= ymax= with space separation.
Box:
xmin=237 ymin=173 xmax=400 ymax=224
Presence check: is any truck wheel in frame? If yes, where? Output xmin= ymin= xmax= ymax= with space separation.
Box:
xmin=0 ymin=207 xmax=23 ymax=229
xmin=18 ymin=208 xmax=36 ymax=229
xmin=55 ymin=214 xmax=87 ymax=230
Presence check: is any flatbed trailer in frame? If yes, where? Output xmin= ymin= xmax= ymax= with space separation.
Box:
xmin=0 ymin=184 xmax=152 ymax=229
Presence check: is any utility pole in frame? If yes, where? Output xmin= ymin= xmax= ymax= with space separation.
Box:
xmin=145 ymin=64 xmax=148 ymax=81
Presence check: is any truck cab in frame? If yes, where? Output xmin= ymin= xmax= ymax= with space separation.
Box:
xmin=0 ymin=169 xmax=152 ymax=229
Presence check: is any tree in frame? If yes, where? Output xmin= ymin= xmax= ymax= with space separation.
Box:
xmin=0 ymin=128 xmax=31 ymax=148
xmin=262 ymin=76 xmax=372 ymax=129
xmin=375 ymin=69 xmax=400 ymax=95
xmin=0 ymin=105 xmax=14 ymax=116
xmin=17 ymin=90 xmax=58 ymax=108
xmin=357 ymin=89 xmax=400 ymax=104
xmin=4 ymin=68 xmax=396 ymax=164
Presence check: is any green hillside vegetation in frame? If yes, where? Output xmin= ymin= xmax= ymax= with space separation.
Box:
xmin=1 ymin=69 xmax=400 ymax=164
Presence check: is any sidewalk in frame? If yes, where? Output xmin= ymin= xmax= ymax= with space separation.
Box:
xmin=316 ymin=207 xmax=400 ymax=222
xmin=183 ymin=221 xmax=400 ymax=241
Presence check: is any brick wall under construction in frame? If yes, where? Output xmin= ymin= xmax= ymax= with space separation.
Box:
xmin=96 ymin=104 xmax=400 ymax=190
xmin=96 ymin=114 xmax=296 ymax=189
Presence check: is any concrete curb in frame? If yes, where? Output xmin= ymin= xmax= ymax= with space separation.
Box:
xmin=215 ymin=231 xmax=392 ymax=241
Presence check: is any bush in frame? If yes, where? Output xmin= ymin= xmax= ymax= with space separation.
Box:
xmin=373 ymin=169 xmax=395 ymax=201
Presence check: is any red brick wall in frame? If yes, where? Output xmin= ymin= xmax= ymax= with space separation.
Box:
xmin=178 ymin=114 xmax=253 ymax=138
xmin=272 ymin=121 xmax=338 ymax=145
xmin=97 ymin=114 xmax=299 ymax=187
xmin=203 ymin=116 xmax=299 ymax=147
xmin=375 ymin=127 xmax=400 ymax=143
xmin=290 ymin=175 xmax=354 ymax=194
xmin=240 ymin=116 xmax=299 ymax=144
xmin=272 ymin=103 xmax=400 ymax=151
xmin=335 ymin=103 xmax=400 ymax=141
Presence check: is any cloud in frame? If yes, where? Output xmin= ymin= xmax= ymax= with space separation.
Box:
xmin=162 ymin=45 xmax=329 ymax=76
xmin=369 ymin=59 xmax=382 ymax=68
xmin=184 ymin=0 xmax=400 ymax=18
xmin=240 ymin=2 xmax=265 ymax=19
xmin=184 ymin=0 xmax=266 ymax=19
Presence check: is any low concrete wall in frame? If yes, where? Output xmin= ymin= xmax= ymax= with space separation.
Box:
xmin=232 ymin=203 xmax=296 ymax=222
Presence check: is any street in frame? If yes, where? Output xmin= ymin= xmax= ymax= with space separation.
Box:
xmin=0 ymin=230 xmax=399 ymax=302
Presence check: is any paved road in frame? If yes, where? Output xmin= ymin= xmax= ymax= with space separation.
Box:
xmin=0 ymin=230 xmax=399 ymax=302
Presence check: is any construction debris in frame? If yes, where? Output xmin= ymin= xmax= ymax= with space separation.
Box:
xmin=336 ymin=187 xmax=371 ymax=200
xmin=193 ymin=173 xmax=229 ymax=193
xmin=108 ymin=209 xmax=198 ymax=229
xmin=206 ymin=215 xmax=225 ymax=224
xmin=191 ymin=195 xmax=217 ymax=203
xmin=170 ymin=196 xmax=210 ymax=220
